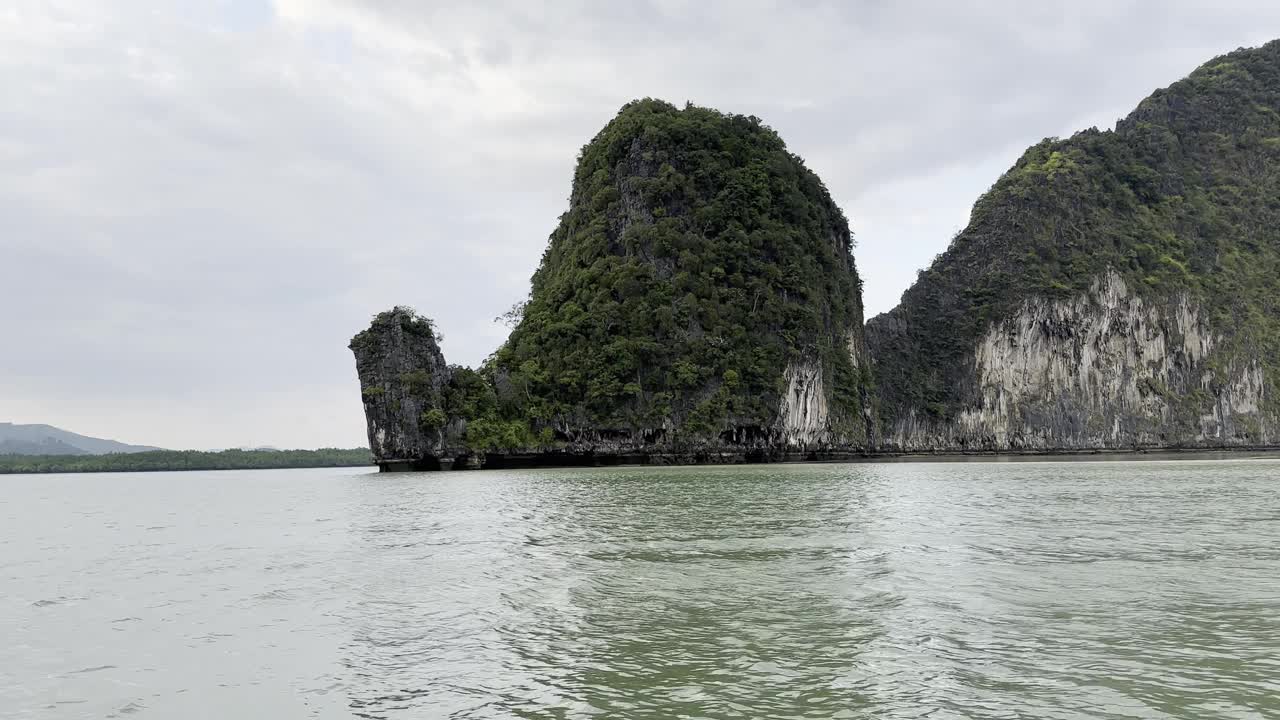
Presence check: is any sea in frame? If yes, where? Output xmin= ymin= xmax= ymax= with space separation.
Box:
xmin=3 ymin=459 xmax=1278 ymax=718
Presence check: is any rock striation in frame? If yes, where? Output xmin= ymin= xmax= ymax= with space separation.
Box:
xmin=873 ymin=270 xmax=1272 ymax=451
xmin=349 ymin=307 xmax=468 ymax=470
xmin=352 ymin=100 xmax=873 ymax=469
xmin=868 ymin=40 xmax=1280 ymax=451
xmin=353 ymin=41 xmax=1280 ymax=469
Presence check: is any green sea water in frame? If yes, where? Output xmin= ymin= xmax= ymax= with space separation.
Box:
xmin=3 ymin=460 xmax=1278 ymax=718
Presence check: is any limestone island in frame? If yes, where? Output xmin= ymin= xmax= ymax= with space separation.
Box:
xmin=353 ymin=41 xmax=1280 ymax=471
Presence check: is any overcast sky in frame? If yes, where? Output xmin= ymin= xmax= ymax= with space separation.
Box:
xmin=2 ymin=1 xmax=1278 ymax=450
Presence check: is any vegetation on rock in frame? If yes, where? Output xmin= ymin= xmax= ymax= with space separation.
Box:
xmin=350 ymin=307 xmax=543 ymax=457
xmin=355 ymin=41 xmax=1280 ymax=464
xmin=869 ymin=40 xmax=1280 ymax=433
xmin=488 ymin=99 xmax=870 ymax=446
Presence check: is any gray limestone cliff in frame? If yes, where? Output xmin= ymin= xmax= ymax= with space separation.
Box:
xmin=870 ymin=270 xmax=1274 ymax=451
xmin=349 ymin=307 xmax=468 ymax=470
xmin=866 ymin=41 xmax=1280 ymax=453
xmin=352 ymin=44 xmax=1280 ymax=468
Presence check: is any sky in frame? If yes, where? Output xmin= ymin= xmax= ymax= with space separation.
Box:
xmin=2 ymin=1 xmax=1278 ymax=450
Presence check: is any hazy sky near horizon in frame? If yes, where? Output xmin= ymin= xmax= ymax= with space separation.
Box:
xmin=3 ymin=1 xmax=1279 ymax=450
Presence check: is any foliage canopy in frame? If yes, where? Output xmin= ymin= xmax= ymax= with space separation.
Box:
xmin=490 ymin=99 xmax=869 ymax=443
xmin=869 ymin=40 xmax=1280 ymax=424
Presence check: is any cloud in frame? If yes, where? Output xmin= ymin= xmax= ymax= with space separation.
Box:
xmin=2 ymin=0 xmax=1278 ymax=448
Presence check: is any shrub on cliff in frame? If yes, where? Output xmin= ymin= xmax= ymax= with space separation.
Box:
xmin=869 ymin=40 xmax=1280 ymax=426
xmin=490 ymin=99 xmax=870 ymax=443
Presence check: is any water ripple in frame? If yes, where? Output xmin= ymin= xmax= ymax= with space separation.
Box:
xmin=2 ymin=462 xmax=1279 ymax=718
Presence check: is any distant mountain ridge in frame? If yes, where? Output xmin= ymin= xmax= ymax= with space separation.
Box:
xmin=0 ymin=423 xmax=162 ymax=455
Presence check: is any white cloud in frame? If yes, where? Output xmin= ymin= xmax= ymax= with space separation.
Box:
xmin=2 ymin=0 xmax=1278 ymax=448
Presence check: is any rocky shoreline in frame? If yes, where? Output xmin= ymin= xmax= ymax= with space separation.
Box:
xmin=371 ymin=445 xmax=1280 ymax=472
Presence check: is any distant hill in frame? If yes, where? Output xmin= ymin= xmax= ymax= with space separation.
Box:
xmin=0 ymin=423 xmax=162 ymax=455
xmin=0 ymin=447 xmax=373 ymax=474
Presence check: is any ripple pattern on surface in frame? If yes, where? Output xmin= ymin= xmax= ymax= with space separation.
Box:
xmin=2 ymin=461 xmax=1279 ymax=718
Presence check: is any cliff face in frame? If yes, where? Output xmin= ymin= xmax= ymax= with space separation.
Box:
xmin=354 ymin=42 xmax=1280 ymax=468
xmin=491 ymin=99 xmax=871 ymax=456
xmin=350 ymin=101 xmax=873 ymax=468
xmin=868 ymin=40 xmax=1280 ymax=451
xmin=349 ymin=307 xmax=467 ymax=469
xmin=874 ymin=270 xmax=1272 ymax=450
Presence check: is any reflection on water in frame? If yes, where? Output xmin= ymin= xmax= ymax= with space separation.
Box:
xmin=3 ymin=461 xmax=1280 ymax=718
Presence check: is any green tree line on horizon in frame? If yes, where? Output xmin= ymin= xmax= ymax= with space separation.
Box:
xmin=0 ymin=447 xmax=373 ymax=474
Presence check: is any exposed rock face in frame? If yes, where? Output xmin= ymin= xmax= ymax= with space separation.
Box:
xmin=777 ymin=359 xmax=830 ymax=448
xmin=354 ymin=44 xmax=1280 ymax=468
xmin=868 ymin=41 xmax=1280 ymax=454
xmin=349 ymin=307 xmax=464 ymax=469
xmin=876 ymin=270 xmax=1274 ymax=451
